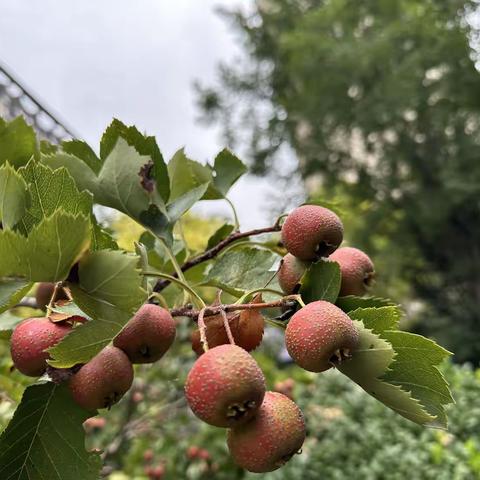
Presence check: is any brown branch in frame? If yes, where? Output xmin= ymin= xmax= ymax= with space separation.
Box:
xmin=170 ymin=296 xmax=299 ymax=321
xmin=152 ymin=222 xmax=282 ymax=293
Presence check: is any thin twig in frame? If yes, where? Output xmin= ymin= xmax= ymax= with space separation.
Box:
xmin=171 ymin=296 xmax=299 ymax=321
xmin=153 ymin=222 xmax=282 ymax=292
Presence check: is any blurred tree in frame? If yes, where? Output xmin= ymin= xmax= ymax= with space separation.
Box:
xmin=197 ymin=0 xmax=480 ymax=363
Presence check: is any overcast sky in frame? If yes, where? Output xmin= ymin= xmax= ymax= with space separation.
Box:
xmin=0 ymin=0 xmax=284 ymax=228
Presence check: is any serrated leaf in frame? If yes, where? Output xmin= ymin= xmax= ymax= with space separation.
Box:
xmin=0 ymin=383 xmax=102 ymax=480
xmin=0 ymin=278 xmax=32 ymax=314
xmin=168 ymin=148 xmax=213 ymax=201
xmin=207 ymin=223 xmax=235 ymax=249
xmin=48 ymin=250 xmax=146 ymax=367
xmin=0 ymin=163 xmax=29 ymax=229
xmin=381 ymin=330 xmax=453 ymax=427
xmin=204 ymin=148 xmax=247 ymax=199
xmin=90 ymin=216 xmax=118 ymax=251
xmin=61 ymin=139 xmax=101 ymax=174
xmin=0 ymin=116 xmax=37 ymax=167
xmin=348 ymin=306 xmax=401 ymax=335
xmin=43 ymin=139 xmax=165 ymax=218
xmin=167 ymin=182 xmax=209 ymax=222
xmin=0 ymin=212 xmax=90 ymax=282
xmin=337 ymin=321 xmax=435 ymax=426
xmin=18 ymin=160 xmax=93 ymax=233
xmin=96 ymin=138 xmax=160 ymax=217
xmin=100 ymin=119 xmax=170 ymax=203
xmin=299 ymin=259 xmax=341 ymax=303
xmin=0 ymin=311 xmax=24 ymax=339
xmin=336 ymin=295 xmax=396 ymax=312
xmin=205 ymin=247 xmax=278 ymax=295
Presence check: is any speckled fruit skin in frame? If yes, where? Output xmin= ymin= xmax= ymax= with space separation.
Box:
xmin=281 ymin=205 xmax=344 ymax=260
xmin=278 ymin=253 xmax=309 ymax=294
xmin=10 ymin=317 xmax=72 ymax=377
xmin=285 ymin=300 xmax=359 ymax=372
xmin=191 ymin=309 xmax=264 ymax=356
xmin=184 ymin=344 xmax=266 ymax=428
xmin=330 ymin=247 xmax=375 ymax=296
xmin=113 ymin=304 xmax=176 ymax=363
xmin=35 ymin=282 xmax=69 ymax=310
xmin=227 ymin=391 xmax=306 ymax=473
xmin=69 ymin=346 xmax=134 ymax=411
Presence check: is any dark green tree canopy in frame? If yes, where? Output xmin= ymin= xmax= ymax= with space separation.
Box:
xmin=198 ymin=0 xmax=480 ymax=363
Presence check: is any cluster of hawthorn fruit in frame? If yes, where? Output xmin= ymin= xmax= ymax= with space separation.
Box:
xmin=8 ymin=204 xmax=375 ymax=474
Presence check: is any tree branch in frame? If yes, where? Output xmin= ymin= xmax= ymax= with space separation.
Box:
xmin=152 ymin=222 xmax=282 ymax=293
xmin=170 ymin=296 xmax=298 ymax=321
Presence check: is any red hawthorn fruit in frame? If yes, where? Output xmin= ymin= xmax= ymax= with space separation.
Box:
xmin=185 ymin=344 xmax=265 ymax=428
xmin=281 ymin=205 xmax=343 ymax=260
xmin=330 ymin=246 xmax=375 ymax=296
xmin=10 ymin=317 xmax=72 ymax=377
xmin=285 ymin=300 xmax=359 ymax=372
xmin=227 ymin=391 xmax=306 ymax=473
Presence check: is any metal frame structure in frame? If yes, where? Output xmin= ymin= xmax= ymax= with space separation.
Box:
xmin=0 ymin=62 xmax=77 ymax=143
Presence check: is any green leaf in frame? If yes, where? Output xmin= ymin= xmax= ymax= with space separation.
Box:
xmin=337 ymin=321 xmax=435 ymax=426
xmin=90 ymin=216 xmax=118 ymax=251
xmin=207 ymin=223 xmax=235 ymax=249
xmin=61 ymin=139 xmax=101 ymax=174
xmin=100 ymin=119 xmax=170 ymax=203
xmin=0 ymin=383 xmax=102 ymax=480
xmin=0 ymin=117 xmax=37 ymax=167
xmin=336 ymin=295 xmax=396 ymax=313
xmin=381 ymin=330 xmax=453 ymax=427
xmin=167 ymin=183 xmax=209 ymax=222
xmin=43 ymin=139 xmax=166 ymax=221
xmin=0 ymin=211 xmax=90 ymax=282
xmin=300 ymin=259 xmax=341 ymax=303
xmin=167 ymin=148 xmax=212 ymax=201
xmin=348 ymin=306 xmax=402 ymax=335
xmin=138 ymin=232 xmax=186 ymax=271
xmin=0 ymin=311 xmax=25 ymax=339
xmin=205 ymin=247 xmax=278 ymax=295
xmin=0 ymin=278 xmax=32 ymax=314
xmin=0 ymin=163 xmax=29 ymax=229
xmin=210 ymin=148 xmax=247 ymax=197
xmin=49 ymin=250 xmax=146 ymax=367
xmin=18 ymin=160 xmax=93 ymax=233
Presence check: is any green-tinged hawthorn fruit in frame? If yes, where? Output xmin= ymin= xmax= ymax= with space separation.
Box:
xmin=185 ymin=344 xmax=265 ymax=428
xmin=113 ymin=304 xmax=176 ymax=363
xmin=191 ymin=307 xmax=264 ymax=356
xmin=10 ymin=317 xmax=72 ymax=377
xmin=330 ymin=246 xmax=375 ymax=296
xmin=69 ymin=346 xmax=133 ymax=410
xmin=35 ymin=282 xmax=69 ymax=310
xmin=285 ymin=300 xmax=359 ymax=372
xmin=278 ymin=253 xmax=309 ymax=294
xmin=227 ymin=391 xmax=306 ymax=473
xmin=281 ymin=204 xmax=343 ymax=260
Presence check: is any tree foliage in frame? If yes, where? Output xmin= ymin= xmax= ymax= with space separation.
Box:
xmin=197 ymin=0 xmax=480 ymax=363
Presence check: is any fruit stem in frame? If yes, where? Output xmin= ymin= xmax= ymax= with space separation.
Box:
xmin=220 ymin=309 xmax=236 ymax=345
xmin=46 ymin=282 xmax=62 ymax=316
xmin=152 ymin=222 xmax=282 ymax=293
xmin=234 ymin=287 xmax=285 ymax=305
xmin=197 ymin=308 xmax=209 ymax=352
xmin=293 ymin=294 xmax=306 ymax=308
xmin=170 ymin=295 xmax=300 ymax=319
xmin=225 ymin=197 xmax=240 ymax=231
xmin=143 ymin=271 xmax=206 ymax=309
xmin=158 ymin=238 xmax=191 ymax=305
